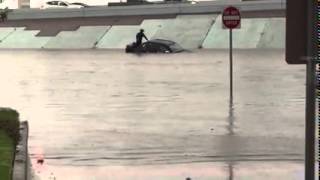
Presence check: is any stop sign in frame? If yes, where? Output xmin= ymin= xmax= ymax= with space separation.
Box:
xmin=222 ymin=6 xmax=241 ymax=29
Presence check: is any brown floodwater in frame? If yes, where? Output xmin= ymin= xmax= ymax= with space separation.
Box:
xmin=0 ymin=49 xmax=307 ymax=179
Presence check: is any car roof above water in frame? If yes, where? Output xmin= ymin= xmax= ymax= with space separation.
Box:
xmin=148 ymin=39 xmax=175 ymax=45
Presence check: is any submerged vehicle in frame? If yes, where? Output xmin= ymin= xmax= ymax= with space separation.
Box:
xmin=125 ymin=39 xmax=184 ymax=53
xmin=70 ymin=2 xmax=90 ymax=7
xmin=41 ymin=1 xmax=84 ymax=9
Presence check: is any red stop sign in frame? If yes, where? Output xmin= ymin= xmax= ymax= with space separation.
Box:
xmin=222 ymin=6 xmax=241 ymax=29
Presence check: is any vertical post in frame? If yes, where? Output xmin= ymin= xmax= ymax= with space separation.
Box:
xmin=305 ymin=59 xmax=316 ymax=180
xmin=229 ymin=29 xmax=233 ymax=104
xmin=305 ymin=0 xmax=316 ymax=179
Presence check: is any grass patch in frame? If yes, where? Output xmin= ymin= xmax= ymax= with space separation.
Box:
xmin=0 ymin=108 xmax=20 ymax=145
xmin=0 ymin=130 xmax=14 ymax=180
xmin=0 ymin=107 xmax=20 ymax=180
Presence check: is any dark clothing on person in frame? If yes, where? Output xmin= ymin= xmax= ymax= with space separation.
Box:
xmin=0 ymin=8 xmax=9 ymax=22
xmin=136 ymin=31 xmax=148 ymax=47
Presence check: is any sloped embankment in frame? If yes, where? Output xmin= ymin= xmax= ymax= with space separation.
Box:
xmin=0 ymin=15 xmax=285 ymax=49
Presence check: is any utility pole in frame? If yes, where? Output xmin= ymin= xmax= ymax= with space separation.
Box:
xmin=286 ymin=0 xmax=317 ymax=179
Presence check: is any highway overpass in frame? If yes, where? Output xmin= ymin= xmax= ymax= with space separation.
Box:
xmin=0 ymin=0 xmax=285 ymax=49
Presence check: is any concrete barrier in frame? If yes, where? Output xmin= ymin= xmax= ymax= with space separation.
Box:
xmin=8 ymin=8 xmax=85 ymax=20
xmin=202 ymin=16 xmax=269 ymax=49
xmin=151 ymin=14 xmax=217 ymax=49
xmin=96 ymin=25 xmax=140 ymax=48
xmin=12 ymin=121 xmax=29 ymax=180
xmin=257 ymin=18 xmax=285 ymax=48
xmin=7 ymin=0 xmax=285 ymax=20
xmin=84 ymin=5 xmax=180 ymax=17
xmin=0 ymin=27 xmax=15 ymax=42
xmin=0 ymin=28 xmax=51 ymax=48
xmin=44 ymin=26 xmax=110 ymax=49
xmin=0 ymin=16 xmax=286 ymax=49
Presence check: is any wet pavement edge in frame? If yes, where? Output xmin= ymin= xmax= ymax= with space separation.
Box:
xmin=12 ymin=121 xmax=30 ymax=180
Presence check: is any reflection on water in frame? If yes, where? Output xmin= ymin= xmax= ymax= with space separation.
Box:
xmin=0 ymin=49 xmax=306 ymax=179
xmin=228 ymin=102 xmax=235 ymax=136
xmin=227 ymin=102 xmax=234 ymax=180
xmin=228 ymin=163 xmax=234 ymax=180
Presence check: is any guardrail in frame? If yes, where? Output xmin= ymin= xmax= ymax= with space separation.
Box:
xmin=7 ymin=0 xmax=285 ymax=20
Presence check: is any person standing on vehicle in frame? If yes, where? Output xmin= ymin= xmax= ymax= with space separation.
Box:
xmin=136 ymin=29 xmax=148 ymax=47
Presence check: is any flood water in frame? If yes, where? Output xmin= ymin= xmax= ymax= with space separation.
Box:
xmin=0 ymin=49 xmax=306 ymax=179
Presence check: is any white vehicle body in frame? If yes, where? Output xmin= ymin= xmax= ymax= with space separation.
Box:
xmin=0 ymin=0 xmax=18 ymax=9
xmin=41 ymin=1 xmax=83 ymax=9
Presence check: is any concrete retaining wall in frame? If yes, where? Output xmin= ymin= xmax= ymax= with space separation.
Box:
xmin=0 ymin=16 xmax=286 ymax=49
xmin=0 ymin=0 xmax=286 ymax=50
xmin=151 ymin=14 xmax=217 ymax=49
xmin=202 ymin=16 xmax=268 ymax=49
xmin=44 ymin=26 xmax=110 ymax=49
xmin=0 ymin=28 xmax=51 ymax=48
xmin=0 ymin=27 xmax=16 ymax=42
xmin=256 ymin=18 xmax=285 ymax=48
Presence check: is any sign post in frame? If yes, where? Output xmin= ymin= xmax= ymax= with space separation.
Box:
xmin=222 ymin=6 xmax=241 ymax=104
xmin=229 ymin=28 xmax=233 ymax=103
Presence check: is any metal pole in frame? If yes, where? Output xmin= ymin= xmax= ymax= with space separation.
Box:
xmin=305 ymin=0 xmax=316 ymax=179
xmin=229 ymin=29 xmax=233 ymax=104
xmin=305 ymin=59 xmax=316 ymax=180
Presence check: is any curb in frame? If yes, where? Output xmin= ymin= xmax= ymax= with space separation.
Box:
xmin=12 ymin=121 xmax=29 ymax=180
